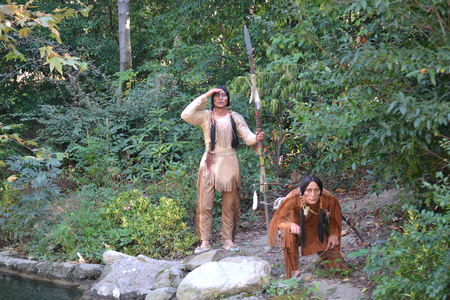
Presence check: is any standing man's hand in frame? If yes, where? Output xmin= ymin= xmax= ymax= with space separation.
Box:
xmin=327 ymin=235 xmax=339 ymax=249
xmin=205 ymin=88 xmax=223 ymax=98
xmin=256 ymin=132 xmax=265 ymax=141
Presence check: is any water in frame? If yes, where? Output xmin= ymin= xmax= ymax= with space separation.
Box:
xmin=0 ymin=272 xmax=83 ymax=300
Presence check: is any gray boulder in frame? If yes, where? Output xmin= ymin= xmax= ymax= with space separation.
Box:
xmin=0 ymin=250 xmax=103 ymax=285
xmin=154 ymin=266 xmax=184 ymax=289
xmin=84 ymin=251 xmax=185 ymax=299
xmin=186 ymin=250 xmax=220 ymax=271
xmin=144 ymin=287 xmax=177 ymax=300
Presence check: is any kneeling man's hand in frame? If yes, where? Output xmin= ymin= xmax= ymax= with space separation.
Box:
xmin=327 ymin=235 xmax=339 ymax=249
xmin=290 ymin=222 xmax=301 ymax=235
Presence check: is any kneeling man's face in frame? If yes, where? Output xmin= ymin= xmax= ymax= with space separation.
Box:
xmin=304 ymin=181 xmax=320 ymax=205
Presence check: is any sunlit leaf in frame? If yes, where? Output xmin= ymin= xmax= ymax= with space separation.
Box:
xmin=80 ymin=6 xmax=92 ymax=17
xmin=49 ymin=27 xmax=61 ymax=43
xmin=7 ymin=175 xmax=18 ymax=182
xmin=47 ymin=56 xmax=63 ymax=74
xmin=17 ymin=27 xmax=31 ymax=38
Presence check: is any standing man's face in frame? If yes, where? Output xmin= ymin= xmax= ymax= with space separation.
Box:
xmin=213 ymin=91 xmax=228 ymax=108
xmin=303 ymin=181 xmax=321 ymax=205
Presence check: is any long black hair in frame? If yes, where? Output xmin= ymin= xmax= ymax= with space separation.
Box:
xmin=210 ymin=86 xmax=230 ymax=107
xmin=299 ymin=175 xmax=323 ymax=196
xmin=209 ymin=86 xmax=239 ymax=151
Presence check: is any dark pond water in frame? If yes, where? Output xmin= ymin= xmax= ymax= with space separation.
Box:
xmin=0 ymin=272 xmax=83 ymax=300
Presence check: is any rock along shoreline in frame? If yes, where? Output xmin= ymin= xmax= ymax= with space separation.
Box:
xmin=0 ymin=248 xmax=270 ymax=300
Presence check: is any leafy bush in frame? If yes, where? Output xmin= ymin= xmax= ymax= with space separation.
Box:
xmin=145 ymin=161 xmax=198 ymax=224
xmin=359 ymin=171 xmax=450 ymax=299
xmin=122 ymin=105 xmax=193 ymax=180
xmin=69 ymin=135 xmax=123 ymax=188
xmin=25 ymin=185 xmax=118 ymax=262
xmin=34 ymin=72 xmax=196 ymax=183
xmin=422 ymin=139 xmax=450 ymax=210
xmin=0 ymin=182 xmax=20 ymax=245
xmin=0 ymin=148 xmax=66 ymax=243
xmin=101 ymin=189 xmax=198 ymax=258
xmin=248 ymin=0 xmax=450 ymax=192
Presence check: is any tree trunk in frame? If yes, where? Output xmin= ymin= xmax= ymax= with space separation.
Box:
xmin=117 ymin=0 xmax=132 ymax=105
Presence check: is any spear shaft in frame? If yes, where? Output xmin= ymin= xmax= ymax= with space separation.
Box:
xmin=244 ymin=25 xmax=270 ymax=232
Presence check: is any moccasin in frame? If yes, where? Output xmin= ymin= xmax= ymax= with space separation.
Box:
xmin=292 ymin=272 xmax=303 ymax=282
xmin=194 ymin=244 xmax=212 ymax=255
xmin=222 ymin=244 xmax=240 ymax=252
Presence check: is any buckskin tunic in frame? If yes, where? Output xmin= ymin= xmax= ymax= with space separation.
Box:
xmin=181 ymin=94 xmax=259 ymax=242
xmin=269 ymin=188 xmax=347 ymax=278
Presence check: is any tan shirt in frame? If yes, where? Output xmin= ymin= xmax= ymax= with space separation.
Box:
xmin=181 ymin=94 xmax=259 ymax=192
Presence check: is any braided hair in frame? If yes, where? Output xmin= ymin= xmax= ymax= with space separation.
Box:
xmin=209 ymin=86 xmax=239 ymax=151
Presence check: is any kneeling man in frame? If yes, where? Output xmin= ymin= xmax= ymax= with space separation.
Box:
xmin=269 ymin=175 xmax=348 ymax=279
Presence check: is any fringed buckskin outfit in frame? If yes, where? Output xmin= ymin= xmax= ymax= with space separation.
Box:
xmin=181 ymin=94 xmax=259 ymax=242
xmin=268 ymin=188 xmax=348 ymax=278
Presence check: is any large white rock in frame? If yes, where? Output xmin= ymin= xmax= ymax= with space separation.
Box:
xmin=176 ymin=256 xmax=271 ymax=300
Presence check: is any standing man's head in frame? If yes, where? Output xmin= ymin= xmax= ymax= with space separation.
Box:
xmin=299 ymin=175 xmax=323 ymax=205
xmin=208 ymin=86 xmax=238 ymax=150
xmin=210 ymin=86 xmax=230 ymax=109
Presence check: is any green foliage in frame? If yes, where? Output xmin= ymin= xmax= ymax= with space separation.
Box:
xmin=3 ymin=3 xmax=450 ymax=287
xmin=313 ymin=259 xmax=350 ymax=278
xmin=1 ymin=123 xmax=32 ymax=170
xmin=353 ymin=170 xmax=450 ymax=299
xmin=6 ymin=148 xmax=65 ymax=192
xmin=25 ymin=185 xmax=118 ymax=262
xmin=239 ymin=147 xmax=268 ymax=199
xmin=257 ymin=276 xmax=322 ymax=299
xmin=35 ymin=200 xmax=103 ymax=261
xmin=347 ymin=138 xmax=450 ymax=299
xmin=0 ymin=182 xmax=20 ymax=243
xmin=35 ymin=72 xmax=191 ymax=183
xmin=25 ymin=184 xmax=198 ymax=262
xmin=248 ymin=0 xmax=450 ymax=191
xmin=364 ymin=206 xmax=450 ymax=299
xmin=0 ymin=148 xmax=66 ymax=243
xmin=2 ymin=0 xmax=448 ymax=196
xmin=259 ymin=277 xmax=302 ymax=297
xmin=145 ymin=161 xmax=198 ymax=224
xmin=422 ymin=139 xmax=450 ymax=210
xmin=122 ymin=106 xmax=190 ymax=180
xmin=101 ymin=189 xmax=198 ymax=258
xmin=136 ymin=0 xmax=263 ymax=89
xmin=69 ymin=134 xmax=123 ymax=188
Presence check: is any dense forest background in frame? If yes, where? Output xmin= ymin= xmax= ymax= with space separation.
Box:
xmin=1 ymin=1 xmax=449 ymax=299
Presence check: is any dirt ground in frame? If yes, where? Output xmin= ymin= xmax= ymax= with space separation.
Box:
xmin=183 ymin=187 xmax=407 ymax=299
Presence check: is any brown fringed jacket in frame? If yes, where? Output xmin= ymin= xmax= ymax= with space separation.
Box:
xmin=268 ymin=188 xmax=343 ymax=256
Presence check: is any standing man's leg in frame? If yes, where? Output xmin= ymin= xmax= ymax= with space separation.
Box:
xmin=196 ymin=183 xmax=215 ymax=253
xmin=221 ymin=189 xmax=240 ymax=250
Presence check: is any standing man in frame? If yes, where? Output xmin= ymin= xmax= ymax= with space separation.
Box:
xmin=182 ymin=86 xmax=265 ymax=254
xmin=269 ymin=175 xmax=348 ymax=279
